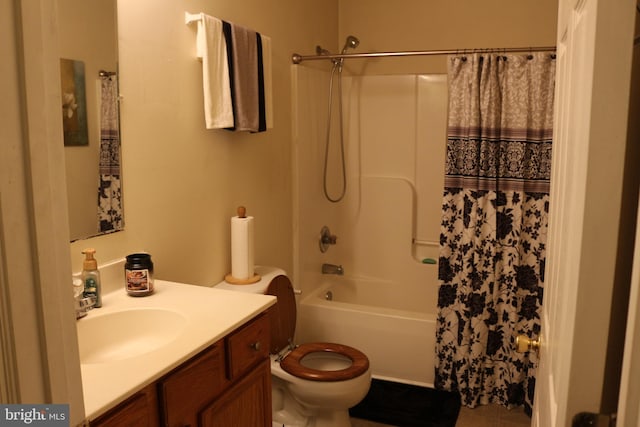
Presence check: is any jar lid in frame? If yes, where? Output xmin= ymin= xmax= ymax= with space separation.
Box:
xmin=126 ymin=253 xmax=151 ymax=261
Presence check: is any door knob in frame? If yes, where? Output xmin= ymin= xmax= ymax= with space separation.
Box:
xmin=516 ymin=335 xmax=541 ymax=354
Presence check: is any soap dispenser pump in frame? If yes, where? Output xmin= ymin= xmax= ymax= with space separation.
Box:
xmin=81 ymin=248 xmax=101 ymax=308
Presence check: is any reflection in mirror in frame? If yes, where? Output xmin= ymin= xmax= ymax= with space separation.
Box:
xmin=57 ymin=0 xmax=123 ymax=241
xmin=97 ymin=72 xmax=123 ymax=234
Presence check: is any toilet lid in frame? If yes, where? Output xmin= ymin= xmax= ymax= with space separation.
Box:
xmin=280 ymin=342 xmax=370 ymax=382
xmin=265 ymin=275 xmax=297 ymax=353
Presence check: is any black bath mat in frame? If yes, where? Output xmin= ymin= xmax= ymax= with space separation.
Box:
xmin=349 ymin=379 xmax=461 ymax=427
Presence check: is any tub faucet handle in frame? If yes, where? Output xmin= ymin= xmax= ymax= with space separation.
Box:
xmin=320 ymin=226 xmax=337 ymax=253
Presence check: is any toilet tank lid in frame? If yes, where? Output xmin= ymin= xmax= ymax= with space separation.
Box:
xmin=214 ymin=265 xmax=286 ymax=293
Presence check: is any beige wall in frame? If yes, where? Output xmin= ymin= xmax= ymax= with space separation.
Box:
xmin=339 ymin=0 xmax=558 ymax=75
xmin=70 ymin=0 xmax=339 ymax=285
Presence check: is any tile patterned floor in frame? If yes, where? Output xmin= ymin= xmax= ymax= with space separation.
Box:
xmin=351 ymin=403 xmax=531 ymax=427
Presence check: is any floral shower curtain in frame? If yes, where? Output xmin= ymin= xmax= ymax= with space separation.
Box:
xmin=435 ymin=52 xmax=555 ymax=414
xmin=98 ymin=74 xmax=123 ymax=233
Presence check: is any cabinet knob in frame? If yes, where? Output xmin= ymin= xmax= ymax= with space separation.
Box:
xmin=250 ymin=341 xmax=261 ymax=351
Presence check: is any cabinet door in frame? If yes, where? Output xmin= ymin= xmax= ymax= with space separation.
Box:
xmin=160 ymin=341 xmax=227 ymax=427
xmin=91 ymin=384 xmax=159 ymax=427
xmin=200 ymin=359 xmax=271 ymax=427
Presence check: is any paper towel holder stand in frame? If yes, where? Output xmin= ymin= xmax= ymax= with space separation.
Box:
xmin=224 ymin=273 xmax=261 ymax=285
xmin=225 ymin=206 xmax=262 ymax=285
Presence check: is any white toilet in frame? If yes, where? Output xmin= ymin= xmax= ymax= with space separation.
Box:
xmin=216 ymin=266 xmax=371 ymax=427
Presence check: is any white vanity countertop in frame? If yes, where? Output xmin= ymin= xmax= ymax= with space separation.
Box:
xmin=79 ymin=280 xmax=276 ymax=420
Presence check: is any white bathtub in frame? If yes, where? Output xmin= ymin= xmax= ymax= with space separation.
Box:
xmin=296 ymin=276 xmax=436 ymax=387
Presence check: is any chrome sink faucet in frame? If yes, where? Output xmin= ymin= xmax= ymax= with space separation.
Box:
xmin=75 ymin=296 xmax=96 ymax=319
xmin=321 ymin=263 xmax=344 ymax=275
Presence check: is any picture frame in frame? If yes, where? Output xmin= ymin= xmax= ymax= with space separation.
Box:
xmin=60 ymin=58 xmax=89 ymax=146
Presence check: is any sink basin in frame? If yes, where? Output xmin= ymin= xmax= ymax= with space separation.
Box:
xmin=77 ymin=308 xmax=188 ymax=364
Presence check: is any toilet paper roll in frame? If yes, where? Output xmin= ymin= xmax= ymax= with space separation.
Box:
xmin=231 ymin=215 xmax=254 ymax=280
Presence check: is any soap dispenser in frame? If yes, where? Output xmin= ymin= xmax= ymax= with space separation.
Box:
xmin=81 ymin=248 xmax=102 ymax=308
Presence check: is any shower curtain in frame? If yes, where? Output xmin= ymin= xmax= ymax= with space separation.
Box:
xmin=435 ymin=52 xmax=555 ymax=414
xmin=98 ymin=74 xmax=123 ymax=233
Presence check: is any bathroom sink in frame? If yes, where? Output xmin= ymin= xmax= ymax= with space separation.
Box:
xmin=77 ymin=308 xmax=188 ymax=364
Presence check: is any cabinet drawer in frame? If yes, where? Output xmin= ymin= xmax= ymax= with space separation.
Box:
xmin=160 ymin=340 xmax=227 ymax=427
xmin=226 ymin=312 xmax=270 ymax=380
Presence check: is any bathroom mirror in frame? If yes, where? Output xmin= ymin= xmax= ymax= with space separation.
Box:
xmin=58 ymin=0 xmax=123 ymax=241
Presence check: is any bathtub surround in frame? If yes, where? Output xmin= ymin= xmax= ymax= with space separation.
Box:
xmin=435 ymin=52 xmax=556 ymax=413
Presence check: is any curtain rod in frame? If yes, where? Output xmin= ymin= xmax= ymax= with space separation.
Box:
xmin=291 ymin=46 xmax=556 ymax=64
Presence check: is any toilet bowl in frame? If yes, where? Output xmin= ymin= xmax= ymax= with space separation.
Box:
xmin=216 ymin=266 xmax=371 ymax=427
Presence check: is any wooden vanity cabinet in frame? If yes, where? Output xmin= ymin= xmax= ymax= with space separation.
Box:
xmin=159 ymin=340 xmax=228 ymax=426
xmin=199 ymin=359 xmax=271 ymax=427
xmin=91 ymin=383 xmax=159 ymax=427
xmin=89 ymin=312 xmax=272 ymax=427
xmin=199 ymin=312 xmax=271 ymax=427
xmin=160 ymin=312 xmax=271 ymax=426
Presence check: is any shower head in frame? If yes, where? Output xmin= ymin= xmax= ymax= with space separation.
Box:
xmin=341 ymin=35 xmax=360 ymax=54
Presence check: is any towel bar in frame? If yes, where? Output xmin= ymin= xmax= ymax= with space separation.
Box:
xmin=185 ymin=11 xmax=203 ymax=25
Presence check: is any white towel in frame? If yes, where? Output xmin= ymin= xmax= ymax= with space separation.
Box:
xmin=196 ymin=15 xmax=233 ymax=129
xmin=261 ymin=35 xmax=273 ymax=129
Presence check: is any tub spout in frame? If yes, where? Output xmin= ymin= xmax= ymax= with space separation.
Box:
xmin=321 ymin=263 xmax=344 ymax=275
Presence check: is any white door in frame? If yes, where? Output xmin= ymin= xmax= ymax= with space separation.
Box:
xmin=533 ymin=1 xmax=636 ymax=426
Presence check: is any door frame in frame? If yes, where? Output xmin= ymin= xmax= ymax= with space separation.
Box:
xmin=1 ymin=0 xmax=84 ymax=422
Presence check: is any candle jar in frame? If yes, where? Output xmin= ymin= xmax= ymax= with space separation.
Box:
xmin=124 ymin=253 xmax=154 ymax=296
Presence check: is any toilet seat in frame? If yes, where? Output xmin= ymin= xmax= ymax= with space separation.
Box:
xmin=281 ymin=342 xmax=370 ymax=382
xmin=266 ymin=274 xmax=370 ymax=382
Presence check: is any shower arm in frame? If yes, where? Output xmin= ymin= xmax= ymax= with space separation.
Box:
xmin=291 ymin=45 xmax=556 ymax=64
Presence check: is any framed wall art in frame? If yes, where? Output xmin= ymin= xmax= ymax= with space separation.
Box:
xmin=60 ymin=58 xmax=89 ymax=146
